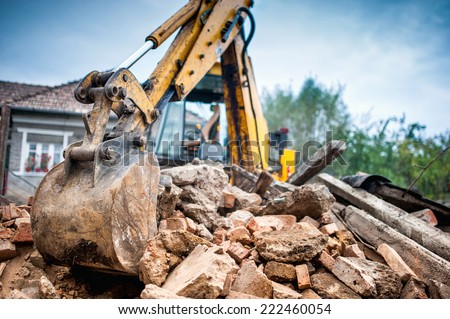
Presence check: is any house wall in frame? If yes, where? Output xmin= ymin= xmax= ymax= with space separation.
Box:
xmin=5 ymin=109 xmax=116 ymax=202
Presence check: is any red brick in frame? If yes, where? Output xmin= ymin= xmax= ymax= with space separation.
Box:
xmin=345 ymin=244 xmax=366 ymax=259
xmin=318 ymin=250 xmax=335 ymax=271
xmin=227 ymin=226 xmax=251 ymax=245
xmin=166 ymin=218 xmax=188 ymax=231
xmin=299 ymin=216 xmax=320 ymax=228
xmin=222 ymin=190 xmax=236 ymax=209
xmin=227 ymin=242 xmax=251 ymax=264
xmin=295 ymin=264 xmax=311 ymax=289
xmin=377 ymin=243 xmax=417 ymax=282
xmin=11 ymin=221 xmax=33 ymax=243
xmin=319 ymin=223 xmax=338 ymax=235
xmin=213 ymin=228 xmax=227 ymax=245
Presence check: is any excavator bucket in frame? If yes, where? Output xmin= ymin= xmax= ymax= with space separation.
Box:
xmin=31 ymin=137 xmax=160 ymax=275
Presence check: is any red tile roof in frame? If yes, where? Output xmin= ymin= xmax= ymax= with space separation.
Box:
xmin=0 ymin=80 xmax=91 ymax=113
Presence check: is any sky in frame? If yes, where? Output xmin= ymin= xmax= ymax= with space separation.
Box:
xmin=1 ymin=0 xmax=449 ymax=136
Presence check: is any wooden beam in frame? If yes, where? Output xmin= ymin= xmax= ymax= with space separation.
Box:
xmin=318 ymin=173 xmax=450 ymax=262
xmin=251 ymin=170 xmax=274 ymax=196
xmin=288 ymin=140 xmax=346 ymax=186
xmin=341 ymin=205 xmax=450 ymax=286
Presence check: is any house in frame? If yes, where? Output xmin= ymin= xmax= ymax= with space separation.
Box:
xmin=0 ymin=80 xmax=113 ymax=203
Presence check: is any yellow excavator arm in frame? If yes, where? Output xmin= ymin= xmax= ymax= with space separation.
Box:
xmin=31 ymin=0 xmax=289 ymax=275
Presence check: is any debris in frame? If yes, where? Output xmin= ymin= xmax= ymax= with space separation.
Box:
xmin=299 ymin=216 xmax=320 ymax=228
xmin=310 ymin=273 xmax=361 ymax=299
xmin=196 ymin=224 xmax=214 ymax=242
xmin=344 ymin=244 xmax=365 ymax=259
xmin=260 ymin=184 xmax=335 ymax=220
xmin=227 ymin=226 xmax=252 ymax=245
xmin=140 ymin=284 xmax=186 ymax=299
xmin=271 ymin=281 xmax=302 ymax=299
xmin=226 ymin=242 xmax=250 ymax=264
xmin=162 ymin=164 xmax=228 ymax=229
xmin=231 ymin=261 xmax=273 ymax=298
xmin=162 ymin=245 xmax=238 ymax=298
xmin=300 ymin=288 xmax=321 ymax=299
xmin=229 ymin=210 xmax=254 ymax=223
xmin=377 ymin=243 xmax=417 ymax=282
xmin=318 ymin=250 xmax=335 ymax=271
xmin=156 ymin=177 xmax=182 ymax=220
xmin=428 ymin=279 xmax=450 ymax=299
xmin=39 ymin=275 xmax=60 ymax=299
xmin=295 ymin=264 xmax=311 ymax=290
xmin=263 ymin=261 xmax=296 ymax=283
xmin=318 ymin=173 xmax=450 ymax=262
xmin=8 ymin=289 xmax=30 ymax=299
xmin=0 ymin=240 xmax=17 ymax=261
xmin=11 ymin=219 xmax=33 ymax=243
xmin=319 ymin=223 xmax=338 ymax=236
xmin=332 ymin=256 xmax=402 ymax=298
xmin=165 ymin=218 xmax=188 ymax=231
xmin=400 ymin=278 xmax=428 ymax=299
xmin=254 ymin=229 xmax=328 ymax=263
xmin=225 ymin=291 xmax=262 ymax=299
xmin=226 ymin=185 xmax=262 ymax=209
xmin=341 ymin=205 xmax=450 ymax=286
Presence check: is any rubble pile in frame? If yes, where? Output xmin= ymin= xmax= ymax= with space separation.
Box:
xmin=1 ymin=162 xmax=449 ymax=299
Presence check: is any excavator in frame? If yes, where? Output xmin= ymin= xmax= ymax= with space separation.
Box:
xmin=31 ymin=0 xmax=295 ymax=275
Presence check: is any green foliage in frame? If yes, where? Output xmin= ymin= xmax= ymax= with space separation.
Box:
xmin=262 ymin=78 xmax=450 ymax=200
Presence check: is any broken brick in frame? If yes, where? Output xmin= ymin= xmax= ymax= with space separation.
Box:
xmin=295 ymin=264 xmax=311 ymax=290
xmin=344 ymin=244 xmax=366 ymax=259
xmin=300 ymin=288 xmax=321 ymax=299
xmin=319 ymin=223 xmax=338 ymax=235
xmin=227 ymin=242 xmax=251 ymax=264
xmin=213 ymin=228 xmax=227 ymax=245
xmin=227 ymin=226 xmax=252 ymax=245
xmin=272 ymin=281 xmax=302 ymax=299
xmin=222 ymin=190 xmax=236 ymax=209
xmin=11 ymin=221 xmax=33 ymax=243
xmin=377 ymin=243 xmax=417 ymax=282
xmin=318 ymin=250 xmax=335 ymax=271
xmin=0 ymin=227 xmax=14 ymax=240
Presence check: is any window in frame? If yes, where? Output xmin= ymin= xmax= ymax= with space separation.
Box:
xmin=17 ymin=128 xmax=73 ymax=175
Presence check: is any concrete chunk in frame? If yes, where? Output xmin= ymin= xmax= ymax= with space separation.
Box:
xmin=231 ymin=261 xmax=273 ymax=298
xmin=260 ymin=184 xmax=335 ymax=220
xmin=332 ymin=256 xmax=402 ymax=298
xmin=300 ymin=289 xmax=321 ymax=299
xmin=141 ymin=284 xmax=186 ymax=299
xmin=344 ymin=244 xmax=366 ymax=259
xmin=227 ymin=185 xmax=262 ymax=209
xmin=255 ymin=229 xmax=328 ymax=263
xmin=163 ymin=245 xmax=238 ymax=298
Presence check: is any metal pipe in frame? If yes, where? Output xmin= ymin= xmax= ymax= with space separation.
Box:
xmin=114 ymin=40 xmax=155 ymax=71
